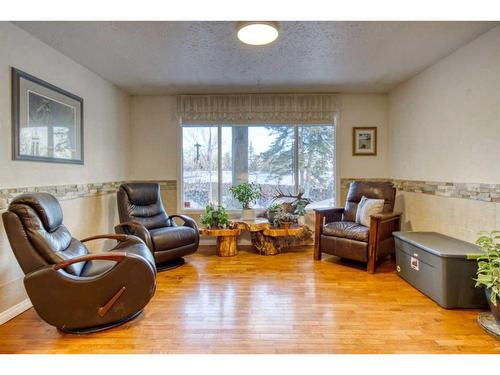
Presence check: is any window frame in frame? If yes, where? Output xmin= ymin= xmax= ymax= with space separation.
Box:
xmin=178 ymin=122 xmax=337 ymax=213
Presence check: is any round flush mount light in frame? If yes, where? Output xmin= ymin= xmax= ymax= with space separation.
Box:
xmin=237 ymin=21 xmax=279 ymax=46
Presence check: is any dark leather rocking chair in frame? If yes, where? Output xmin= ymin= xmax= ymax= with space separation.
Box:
xmin=314 ymin=181 xmax=401 ymax=273
xmin=2 ymin=193 xmax=157 ymax=333
xmin=116 ymin=182 xmax=199 ymax=270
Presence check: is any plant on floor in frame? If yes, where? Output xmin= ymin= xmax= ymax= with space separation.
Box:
xmin=472 ymin=231 xmax=500 ymax=304
xmin=469 ymin=230 xmax=500 ymax=321
xmin=200 ymin=203 xmax=229 ymax=229
xmin=229 ymin=182 xmax=262 ymax=209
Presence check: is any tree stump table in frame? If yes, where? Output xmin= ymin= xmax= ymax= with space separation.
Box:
xmin=259 ymin=225 xmax=307 ymax=255
xmin=234 ymin=218 xmax=270 ymax=252
xmin=199 ymin=228 xmax=241 ymax=257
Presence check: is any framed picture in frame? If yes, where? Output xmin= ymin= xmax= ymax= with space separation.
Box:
xmin=352 ymin=127 xmax=377 ymax=156
xmin=11 ymin=68 xmax=84 ymax=164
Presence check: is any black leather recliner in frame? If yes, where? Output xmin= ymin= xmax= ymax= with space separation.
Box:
xmin=115 ymin=182 xmax=199 ymax=270
xmin=2 ymin=193 xmax=157 ymax=333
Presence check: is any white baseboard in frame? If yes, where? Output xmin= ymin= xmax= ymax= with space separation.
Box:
xmin=0 ymin=298 xmax=32 ymax=326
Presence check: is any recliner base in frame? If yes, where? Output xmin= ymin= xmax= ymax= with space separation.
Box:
xmin=156 ymin=257 xmax=185 ymax=271
xmin=57 ymin=310 xmax=143 ymax=335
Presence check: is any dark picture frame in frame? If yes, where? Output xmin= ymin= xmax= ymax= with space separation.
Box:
xmin=352 ymin=127 xmax=377 ymax=156
xmin=11 ymin=67 xmax=84 ymax=164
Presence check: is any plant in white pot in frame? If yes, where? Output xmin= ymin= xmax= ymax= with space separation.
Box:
xmin=295 ymin=201 xmax=307 ymax=226
xmin=472 ymin=231 xmax=500 ymax=322
xmin=230 ymin=182 xmax=262 ymax=221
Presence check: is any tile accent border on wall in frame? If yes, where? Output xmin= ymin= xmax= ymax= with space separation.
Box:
xmin=341 ymin=178 xmax=500 ymax=203
xmin=0 ymin=180 xmax=177 ymax=208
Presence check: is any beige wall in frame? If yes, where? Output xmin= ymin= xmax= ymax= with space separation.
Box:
xmin=129 ymin=93 xmax=390 ymax=196
xmin=389 ymin=26 xmax=500 ymax=183
xmin=389 ymin=25 xmax=500 ymax=242
xmin=129 ymin=96 xmax=179 ymax=181
xmin=338 ymin=94 xmax=389 ymax=180
xmin=0 ymin=22 xmax=132 ymax=317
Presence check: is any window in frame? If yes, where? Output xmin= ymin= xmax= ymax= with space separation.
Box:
xmin=181 ymin=124 xmax=335 ymax=210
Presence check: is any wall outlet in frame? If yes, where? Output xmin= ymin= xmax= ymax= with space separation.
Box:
xmin=0 ymin=198 xmax=7 ymax=210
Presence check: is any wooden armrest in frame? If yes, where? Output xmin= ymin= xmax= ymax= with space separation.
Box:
xmin=80 ymin=234 xmax=131 ymax=243
xmin=53 ymin=252 xmax=127 ymax=271
xmin=370 ymin=212 xmax=402 ymax=223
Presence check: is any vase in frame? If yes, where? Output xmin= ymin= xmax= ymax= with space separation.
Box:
xmin=241 ymin=208 xmax=256 ymax=221
xmin=486 ymin=289 xmax=500 ymax=323
xmin=297 ymin=216 xmax=306 ymax=226
xmin=281 ymin=221 xmax=292 ymax=229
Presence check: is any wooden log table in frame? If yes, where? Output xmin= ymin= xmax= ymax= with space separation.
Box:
xmin=235 ymin=219 xmax=306 ymax=256
xmin=199 ymin=228 xmax=241 ymax=257
xmin=234 ymin=218 xmax=270 ymax=253
xmin=259 ymin=225 xmax=307 ymax=255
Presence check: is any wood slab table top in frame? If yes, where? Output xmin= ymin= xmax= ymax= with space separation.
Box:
xmin=234 ymin=218 xmax=270 ymax=232
xmin=199 ymin=228 xmax=241 ymax=237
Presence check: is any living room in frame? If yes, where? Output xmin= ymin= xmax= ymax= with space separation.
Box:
xmin=0 ymin=0 xmax=499 ymax=370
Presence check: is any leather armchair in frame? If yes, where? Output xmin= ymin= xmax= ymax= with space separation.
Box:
xmin=314 ymin=181 xmax=401 ymax=273
xmin=116 ymin=183 xmax=199 ymax=270
xmin=2 ymin=193 xmax=156 ymax=333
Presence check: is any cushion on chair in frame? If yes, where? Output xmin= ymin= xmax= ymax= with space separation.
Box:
xmin=355 ymin=196 xmax=384 ymax=227
xmin=149 ymin=226 xmax=197 ymax=251
xmin=322 ymin=221 xmax=370 ymax=242
xmin=342 ymin=181 xmax=396 ymax=222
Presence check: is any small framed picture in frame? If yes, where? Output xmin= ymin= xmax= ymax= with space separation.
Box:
xmin=352 ymin=127 xmax=377 ymax=156
xmin=12 ymin=68 xmax=84 ymax=164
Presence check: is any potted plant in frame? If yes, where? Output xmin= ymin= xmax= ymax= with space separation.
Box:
xmin=274 ymin=211 xmax=297 ymax=229
xmin=295 ymin=201 xmax=307 ymax=226
xmin=267 ymin=203 xmax=283 ymax=224
xmin=229 ymin=182 xmax=262 ymax=221
xmin=200 ymin=203 xmax=229 ymax=229
xmin=473 ymin=230 xmax=500 ymax=322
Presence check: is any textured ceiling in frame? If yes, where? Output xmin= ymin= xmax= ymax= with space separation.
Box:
xmin=13 ymin=21 xmax=498 ymax=95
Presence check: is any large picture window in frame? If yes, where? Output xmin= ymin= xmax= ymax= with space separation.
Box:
xmin=181 ymin=124 xmax=335 ymax=210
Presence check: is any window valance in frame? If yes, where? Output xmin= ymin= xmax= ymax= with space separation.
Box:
xmin=176 ymin=94 xmax=339 ymax=124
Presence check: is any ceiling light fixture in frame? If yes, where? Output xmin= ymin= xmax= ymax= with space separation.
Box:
xmin=237 ymin=21 xmax=279 ymax=46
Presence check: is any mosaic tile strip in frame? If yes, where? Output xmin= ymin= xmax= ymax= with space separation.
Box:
xmin=341 ymin=178 xmax=500 ymax=203
xmin=0 ymin=180 xmax=176 ymax=208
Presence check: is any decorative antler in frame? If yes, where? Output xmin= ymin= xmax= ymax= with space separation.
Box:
xmin=271 ymin=188 xmax=311 ymax=205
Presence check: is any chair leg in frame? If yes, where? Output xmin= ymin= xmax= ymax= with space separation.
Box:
xmin=313 ymin=244 xmax=322 ymax=260
xmin=313 ymin=211 xmax=322 ymax=261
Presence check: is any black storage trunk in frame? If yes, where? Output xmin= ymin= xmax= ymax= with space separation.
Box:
xmin=393 ymin=231 xmax=487 ymax=309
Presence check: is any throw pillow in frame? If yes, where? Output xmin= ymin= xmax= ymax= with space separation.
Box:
xmin=355 ymin=196 xmax=384 ymax=227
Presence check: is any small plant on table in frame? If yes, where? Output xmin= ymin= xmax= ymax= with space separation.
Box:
xmin=200 ymin=203 xmax=229 ymax=229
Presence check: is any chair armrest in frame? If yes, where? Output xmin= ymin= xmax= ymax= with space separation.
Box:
xmin=367 ymin=212 xmax=402 ymax=273
xmin=370 ymin=212 xmax=402 ymax=223
xmin=80 ymin=234 xmax=133 ymax=243
xmin=169 ymin=214 xmax=199 ymax=230
xmin=53 ymin=252 xmax=127 ymax=271
xmin=115 ymin=221 xmax=153 ymax=250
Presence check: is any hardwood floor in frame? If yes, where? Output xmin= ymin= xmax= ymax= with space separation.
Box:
xmin=0 ymin=246 xmax=498 ymax=354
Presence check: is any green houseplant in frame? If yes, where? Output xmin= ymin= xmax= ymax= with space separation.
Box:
xmin=295 ymin=201 xmax=307 ymax=226
xmin=267 ymin=202 xmax=283 ymax=224
xmin=274 ymin=211 xmax=297 ymax=229
xmin=472 ymin=230 xmax=500 ymax=321
xmin=200 ymin=203 xmax=229 ymax=229
xmin=229 ymin=182 xmax=262 ymax=221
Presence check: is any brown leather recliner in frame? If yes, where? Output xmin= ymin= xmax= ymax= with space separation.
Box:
xmin=2 ymin=193 xmax=156 ymax=333
xmin=116 ymin=183 xmax=199 ymax=270
xmin=314 ymin=181 xmax=401 ymax=273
